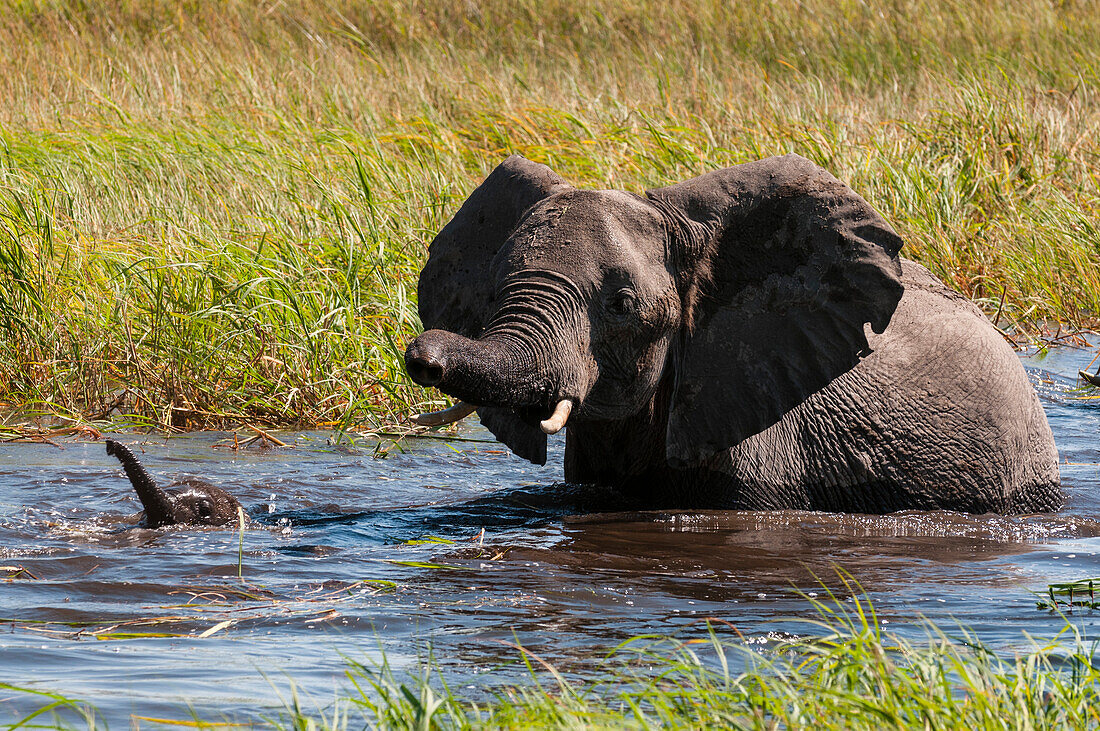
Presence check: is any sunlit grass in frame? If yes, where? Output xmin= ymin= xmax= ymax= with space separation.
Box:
xmin=0 ymin=1 xmax=1098 ymax=428
xmin=12 ymin=586 xmax=1100 ymax=729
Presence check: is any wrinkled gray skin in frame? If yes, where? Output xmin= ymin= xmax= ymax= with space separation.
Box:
xmin=405 ymin=154 xmax=1061 ymax=514
xmin=105 ymin=440 xmax=243 ymax=527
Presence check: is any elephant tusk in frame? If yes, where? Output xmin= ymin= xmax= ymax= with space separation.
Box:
xmin=540 ymin=400 xmax=572 ymax=435
xmin=412 ymin=401 xmax=478 ymax=427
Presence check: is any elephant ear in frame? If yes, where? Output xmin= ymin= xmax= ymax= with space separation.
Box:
xmin=647 ymin=154 xmax=904 ymax=466
xmin=418 ymin=155 xmax=570 ymax=464
xmin=419 ymin=154 xmax=571 ymax=336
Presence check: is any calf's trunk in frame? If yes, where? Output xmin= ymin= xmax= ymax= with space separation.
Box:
xmin=106 ymin=440 xmax=175 ymax=527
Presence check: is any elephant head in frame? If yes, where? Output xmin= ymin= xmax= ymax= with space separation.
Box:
xmin=405 ymin=154 xmax=904 ymax=470
xmin=106 ymin=440 xmax=243 ymax=527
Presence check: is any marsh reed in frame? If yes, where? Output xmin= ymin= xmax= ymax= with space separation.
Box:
xmin=1 ymin=0 xmax=1097 ymax=430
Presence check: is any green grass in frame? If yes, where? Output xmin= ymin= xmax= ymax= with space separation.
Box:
xmin=11 ymin=586 xmax=1100 ymax=729
xmin=1 ymin=0 xmax=1098 ymax=428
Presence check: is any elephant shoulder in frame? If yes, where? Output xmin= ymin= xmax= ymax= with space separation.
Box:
xmin=865 ymin=258 xmax=1058 ymax=508
xmin=889 ymin=258 xmax=1003 ymax=340
xmin=878 ymin=260 xmax=1010 ymax=370
xmin=897 ymin=258 xmax=976 ymax=309
xmin=721 ymin=256 xmax=1059 ymax=512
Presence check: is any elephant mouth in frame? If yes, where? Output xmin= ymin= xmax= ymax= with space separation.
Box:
xmin=515 ymin=403 xmax=552 ymax=424
xmin=415 ymin=391 xmax=575 ymax=435
xmin=448 ymin=370 xmax=576 ymax=427
xmin=501 ymin=399 xmax=574 ymax=435
xmin=440 ymin=377 xmax=567 ymax=417
xmin=519 ymin=399 xmax=564 ymax=423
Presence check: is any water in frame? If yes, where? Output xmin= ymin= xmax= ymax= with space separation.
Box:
xmin=2 ymin=343 xmax=1099 ymax=724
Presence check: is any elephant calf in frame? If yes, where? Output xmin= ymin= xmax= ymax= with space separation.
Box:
xmin=106 ymin=440 xmax=243 ymax=527
xmin=404 ymin=154 xmax=1060 ymax=514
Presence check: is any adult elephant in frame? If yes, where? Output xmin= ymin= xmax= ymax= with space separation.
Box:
xmin=404 ymin=154 xmax=1060 ymax=514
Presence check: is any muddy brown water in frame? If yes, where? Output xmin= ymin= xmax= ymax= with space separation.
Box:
xmin=2 ymin=343 xmax=1100 ymax=724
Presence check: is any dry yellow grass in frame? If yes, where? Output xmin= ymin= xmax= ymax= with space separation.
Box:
xmin=1 ymin=0 xmax=1097 ymax=428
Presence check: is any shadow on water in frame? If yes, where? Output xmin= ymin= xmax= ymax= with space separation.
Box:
xmin=1 ymin=339 xmax=1099 ymax=724
xmin=260 ymin=481 xmax=633 ymax=536
xmin=254 ymin=484 xmax=1100 ymax=597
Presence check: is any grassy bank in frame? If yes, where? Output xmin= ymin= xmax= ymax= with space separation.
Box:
xmin=1 ymin=1 xmax=1098 ymax=429
xmin=13 ymin=589 xmax=1100 ymax=729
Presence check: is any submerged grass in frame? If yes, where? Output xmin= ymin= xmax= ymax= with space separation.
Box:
xmin=12 ymin=587 xmax=1100 ymax=729
xmin=1 ymin=1 xmax=1099 ymax=428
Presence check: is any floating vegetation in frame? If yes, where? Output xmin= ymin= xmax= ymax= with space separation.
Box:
xmin=1027 ymin=367 xmax=1100 ymax=408
xmin=402 ymin=535 xmax=458 ymax=546
xmin=384 ymin=560 xmax=472 ymax=572
xmin=1039 ymin=578 xmax=1100 ymax=611
xmin=1077 ymin=348 xmax=1100 ymax=389
xmin=1 ymin=564 xmax=39 ymax=580
xmin=0 ymin=579 xmax=393 ymax=642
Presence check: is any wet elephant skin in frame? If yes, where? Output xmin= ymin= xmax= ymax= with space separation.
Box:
xmin=106 ymin=439 xmax=242 ymax=527
xmin=405 ymin=154 xmax=1060 ymax=514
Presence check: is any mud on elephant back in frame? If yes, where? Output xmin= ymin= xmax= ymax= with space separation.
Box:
xmin=404 ymin=154 xmax=1061 ymax=514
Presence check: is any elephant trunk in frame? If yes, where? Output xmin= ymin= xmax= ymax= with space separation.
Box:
xmin=106 ymin=440 xmax=175 ymax=527
xmin=405 ymin=329 xmax=554 ymax=412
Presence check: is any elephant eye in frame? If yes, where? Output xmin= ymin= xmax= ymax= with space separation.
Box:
xmin=608 ymin=289 xmax=636 ymax=316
